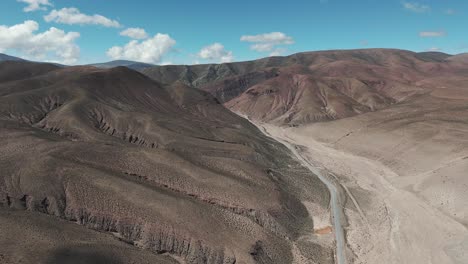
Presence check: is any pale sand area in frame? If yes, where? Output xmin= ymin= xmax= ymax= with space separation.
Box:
xmin=260 ymin=121 xmax=468 ymax=264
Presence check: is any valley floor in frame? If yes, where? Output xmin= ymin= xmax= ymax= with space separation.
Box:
xmin=254 ymin=122 xmax=347 ymax=264
xmin=258 ymin=123 xmax=468 ymax=264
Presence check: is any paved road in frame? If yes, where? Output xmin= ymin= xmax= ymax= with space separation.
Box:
xmin=256 ymin=124 xmax=347 ymax=264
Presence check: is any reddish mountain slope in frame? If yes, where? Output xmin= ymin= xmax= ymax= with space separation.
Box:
xmin=142 ymin=49 xmax=468 ymax=125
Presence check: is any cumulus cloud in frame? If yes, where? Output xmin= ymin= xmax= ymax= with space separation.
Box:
xmin=419 ymin=31 xmax=446 ymax=37
xmin=426 ymin=47 xmax=441 ymax=52
xmin=44 ymin=7 xmax=120 ymax=28
xmin=0 ymin=20 xmax=80 ymax=64
xmin=196 ymin=43 xmax=234 ymax=63
xmin=250 ymin=43 xmax=276 ymax=52
xmin=240 ymin=32 xmax=294 ymax=45
xmin=17 ymin=0 xmax=52 ymax=12
xmin=106 ymin=33 xmax=176 ymax=63
xmin=120 ymin=28 xmax=148 ymax=39
xmin=402 ymin=2 xmax=431 ymax=13
xmin=241 ymin=32 xmax=294 ymax=56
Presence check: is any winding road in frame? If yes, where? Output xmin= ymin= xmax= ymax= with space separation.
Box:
xmin=255 ymin=123 xmax=347 ymax=264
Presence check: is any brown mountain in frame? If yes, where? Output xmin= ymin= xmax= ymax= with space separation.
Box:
xmin=0 ymin=60 xmax=331 ymax=264
xmin=142 ymin=49 xmax=467 ymax=125
xmin=2 ymin=48 xmax=468 ymax=264
xmin=141 ymin=49 xmax=468 ymax=263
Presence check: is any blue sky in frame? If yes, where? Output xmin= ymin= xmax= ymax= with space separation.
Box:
xmin=0 ymin=0 xmax=466 ymax=65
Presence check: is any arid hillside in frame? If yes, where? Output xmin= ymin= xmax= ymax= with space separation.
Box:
xmin=142 ymin=48 xmax=468 ymax=264
xmin=0 ymin=61 xmax=331 ymax=264
xmin=142 ymin=49 xmax=468 ymax=125
xmin=2 ymin=48 xmax=468 ymax=264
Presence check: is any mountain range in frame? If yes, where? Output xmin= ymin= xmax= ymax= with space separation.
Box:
xmin=1 ymin=49 xmax=468 ymax=264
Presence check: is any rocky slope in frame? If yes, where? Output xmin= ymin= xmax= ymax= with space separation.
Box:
xmin=0 ymin=60 xmax=331 ymax=264
xmin=142 ymin=49 xmax=467 ymax=125
xmin=3 ymin=48 xmax=468 ymax=264
xmin=141 ymin=49 xmax=468 ymax=263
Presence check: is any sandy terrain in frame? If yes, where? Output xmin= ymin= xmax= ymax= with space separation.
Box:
xmin=259 ymin=122 xmax=468 ymax=264
xmin=253 ymin=122 xmax=347 ymax=264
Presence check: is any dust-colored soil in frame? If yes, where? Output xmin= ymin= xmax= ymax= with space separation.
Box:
xmin=3 ymin=48 xmax=468 ymax=263
xmin=0 ymin=61 xmax=332 ymax=264
xmin=261 ymin=117 xmax=468 ymax=264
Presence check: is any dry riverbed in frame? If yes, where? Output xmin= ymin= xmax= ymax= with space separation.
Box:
xmin=259 ymin=123 xmax=468 ymax=264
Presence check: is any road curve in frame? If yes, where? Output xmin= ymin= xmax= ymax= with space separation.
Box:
xmin=255 ymin=123 xmax=347 ymax=264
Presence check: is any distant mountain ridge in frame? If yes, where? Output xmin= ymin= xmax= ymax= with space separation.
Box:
xmin=2 ymin=48 xmax=467 ymax=126
xmin=89 ymin=60 xmax=155 ymax=70
xmin=137 ymin=48 xmax=468 ymax=125
xmin=0 ymin=53 xmax=66 ymax=67
xmin=0 ymin=53 xmax=25 ymax=62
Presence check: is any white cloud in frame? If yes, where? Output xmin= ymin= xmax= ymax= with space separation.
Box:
xmin=419 ymin=31 xmax=446 ymax=37
xmin=106 ymin=33 xmax=176 ymax=63
xmin=44 ymin=7 xmax=120 ymax=28
xmin=0 ymin=20 xmax=80 ymax=64
xmin=240 ymin=32 xmax=294 ymax=46
xmin=240 ymin=32 xmax=294 ymax=56
xmin=250 ymin=43 xmax=276 ymax=52
xmin=426 ymin=47 xmax=441 ymax=52
xmin=120 ymin=28 xmax=148 ymax=39
xmin=196 ymin=43 xmax=234 ymax=63
xmin=17 ymin=0 xmax=52 ymax=12
xmin=403 ymin=2 xmax=431 ymax=13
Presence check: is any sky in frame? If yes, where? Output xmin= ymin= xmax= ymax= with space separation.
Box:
xmin=0 ymin=0 xmax=466 ymax=65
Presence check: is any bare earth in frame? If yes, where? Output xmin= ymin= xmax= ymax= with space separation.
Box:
xmin=2 ymin=49 xmax=468 ymax=263
xmin=0 ymin=61 xmax=333 ymax=264
xmin=259 ymin=122 xmax=468 ymax=264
